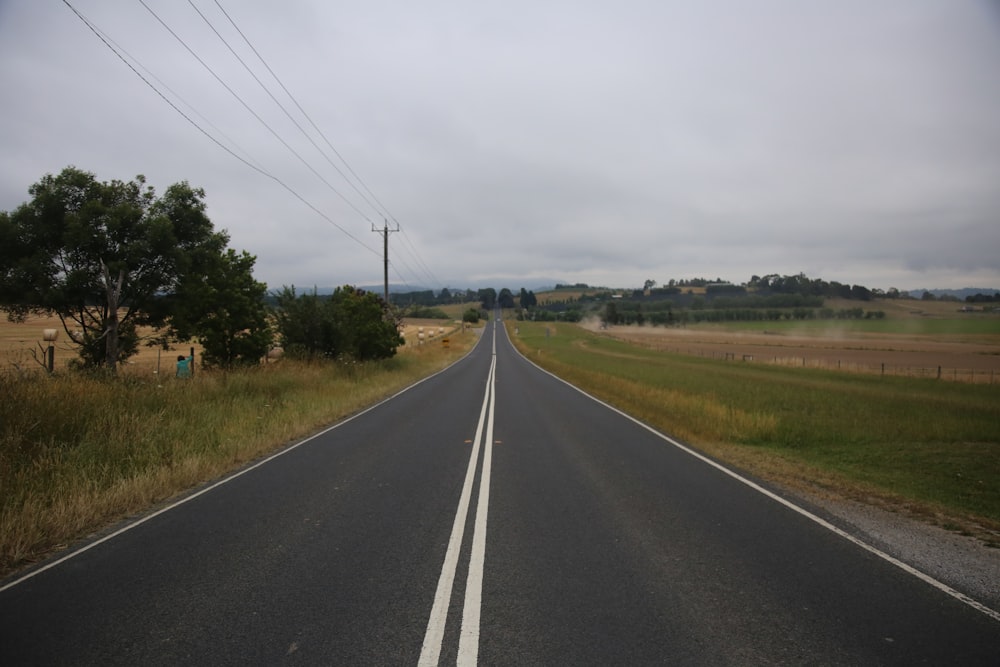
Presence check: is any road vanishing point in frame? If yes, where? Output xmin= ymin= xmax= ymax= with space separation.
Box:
xmin=2 ymin=320 xmax=999 ymax=664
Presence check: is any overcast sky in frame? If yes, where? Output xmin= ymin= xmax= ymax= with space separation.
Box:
xmin=2 ymin=1 xmax=999 ymax=293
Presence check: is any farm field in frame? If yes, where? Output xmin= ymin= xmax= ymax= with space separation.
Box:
xmin=0 ymin=313 xmax=197 ymax=375
xmin=588 ymin=301 xmax=1000 ymax=383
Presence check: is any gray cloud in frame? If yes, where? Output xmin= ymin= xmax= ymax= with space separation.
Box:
xmin=2 ymin=1 xmax=999 ymax=293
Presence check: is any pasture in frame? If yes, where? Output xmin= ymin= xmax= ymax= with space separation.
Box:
xmin=588 ymin=299 xmax=1000 ymax=383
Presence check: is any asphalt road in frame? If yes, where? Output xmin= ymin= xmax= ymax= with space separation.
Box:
xmin=2 ymin=320 xmax=999 ymax=665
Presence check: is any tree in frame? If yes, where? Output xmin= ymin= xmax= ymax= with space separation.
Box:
xmin=498 ymin=287 xmax=515 ymax=309
xmin=328 ymin=285 xmax=403 ymax=361
xmin=167 ymin=249 xmax=272 ymax=368
xmin=603 ymin=302 xmax=620 ymax=326
xmin=519 ymin=288 xmax=537 ymax=309
xmin=275 ymin=285 xmax=402 ymax=361
xmin=479 ymin=288 xmax=497 ymax=310
xmin=273 ymin=287 xmax=328 ymax=358
xmin=0 ymin=167 xmax=230 ymax=371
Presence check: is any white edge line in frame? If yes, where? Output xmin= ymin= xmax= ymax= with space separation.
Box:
xmin=502 ymin=324 xmax=1000 ymax=624
xmin=0 ymin=333 xmax=488 ymax=595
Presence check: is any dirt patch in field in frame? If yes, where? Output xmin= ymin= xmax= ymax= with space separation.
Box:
xmin=596 ymin=325 xmax=1000 ymax=382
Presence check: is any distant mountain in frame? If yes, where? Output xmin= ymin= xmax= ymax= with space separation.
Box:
xmin=906 ymin=287 xmax=1000 ymax=300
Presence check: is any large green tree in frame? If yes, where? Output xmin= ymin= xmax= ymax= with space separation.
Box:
xmin=0 ymin=166 xmax=262 ymax=371
xmin=165 ymin=248 xmax=273 ymax=368
xmin=274 ymin=285 xmax=402 ymax=361
xmin=519 ymin=287 xmax=537 ymax=309
xmin=497 ymin=287 xmax=515 ymax=309
xmin=478 ymin=287 xmax=497 ymax=310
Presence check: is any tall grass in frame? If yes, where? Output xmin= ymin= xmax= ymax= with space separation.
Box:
xmin=509 ymin=321 xmax=1000 ymax=537
xmin=0 ymin=332 xmax=477 ymax=575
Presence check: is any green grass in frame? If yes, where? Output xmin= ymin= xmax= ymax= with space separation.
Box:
xmin=0 ymin=331 xmax=479 ymax=576
xmin=508 ymin=320 xmax=1000 ymax=533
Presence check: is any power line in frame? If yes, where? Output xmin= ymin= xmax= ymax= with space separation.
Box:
xmin=212 ymin=0 xmax=397 ymax=223
xmin=62 ymin=0 xmax=378 ymax=258
xmin=70 ymin=0 xmax=443 ymax=289
xmin=210 ymin=0 xmax=445 ymax=290
xmin=78 ymin=11 xmax=265 ymax=173
xmin=138 ymin=0 xmax=380 ymax=230
xmin=397 ymin=226 xmax=443 ymax=288
xmin=187 ymin=0 xmax=386 ymax=222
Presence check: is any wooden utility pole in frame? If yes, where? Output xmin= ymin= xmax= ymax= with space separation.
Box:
xmin=372 ymin=220 xmax=399 ymax=303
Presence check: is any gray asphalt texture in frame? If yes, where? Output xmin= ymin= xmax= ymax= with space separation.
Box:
xmin=2 ymin=322 xmax=999 ymax=665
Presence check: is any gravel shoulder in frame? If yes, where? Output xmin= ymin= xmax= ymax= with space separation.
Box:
xmin=803 ymin=491 xmax=1000 ymax=615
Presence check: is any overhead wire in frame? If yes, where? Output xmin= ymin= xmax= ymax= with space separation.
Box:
xmin=137 ymin=0 xmax=382 ymax=259
xmin=74 ymin=12 xmax=265 ymax=174
xmin=69 ymin=0 xmax=449 ymax=288
xmin=186 ymin=0 xmax=387 ymax=222
xmin=180 ymin=0 xmax=446 ymax=291
xmin=210 ymin=0 xmax=445 ymax=290
xmin=397 ymin=227 xmax=443 ymax=288
xmin=63 ymin=0 xmax=379 ymax=258
xmin=171 ymin=0 xmax=443 ymax=286
xmin=61 ymin=3 xmax=269 ymax=182
xmin=212 ymin=0 xmax=396 ymax=222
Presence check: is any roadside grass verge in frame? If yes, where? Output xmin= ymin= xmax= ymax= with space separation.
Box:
xmin=0 ymin=330 xmax=479 ymax=577
xmin=508 ymin=321 xmax=1000 ymax=541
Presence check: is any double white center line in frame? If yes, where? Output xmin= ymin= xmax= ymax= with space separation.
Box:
xmin=419 ymin=330 xmax=498 ymax=666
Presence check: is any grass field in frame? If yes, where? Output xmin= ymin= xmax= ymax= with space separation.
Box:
xmin=507 ymin=319 xmax=1000 ymax=543
xmin=592 ymin=298 xmax=1000 ymax=384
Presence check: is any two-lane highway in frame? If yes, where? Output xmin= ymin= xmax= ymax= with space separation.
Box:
xmin=2 ymin=320 xmax=999 ymax=664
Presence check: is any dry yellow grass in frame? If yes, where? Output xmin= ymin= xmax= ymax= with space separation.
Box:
xmin=0 ymin=312 xmax=205 ymax=374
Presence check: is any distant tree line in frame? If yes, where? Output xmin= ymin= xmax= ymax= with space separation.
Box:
xmin=389 ymin=287 xmax=479 ymax=308
xmin=747 ymin=273 xmax=875 ymax=300
xmin=602 ymin=303 xmax=884 ymax=326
